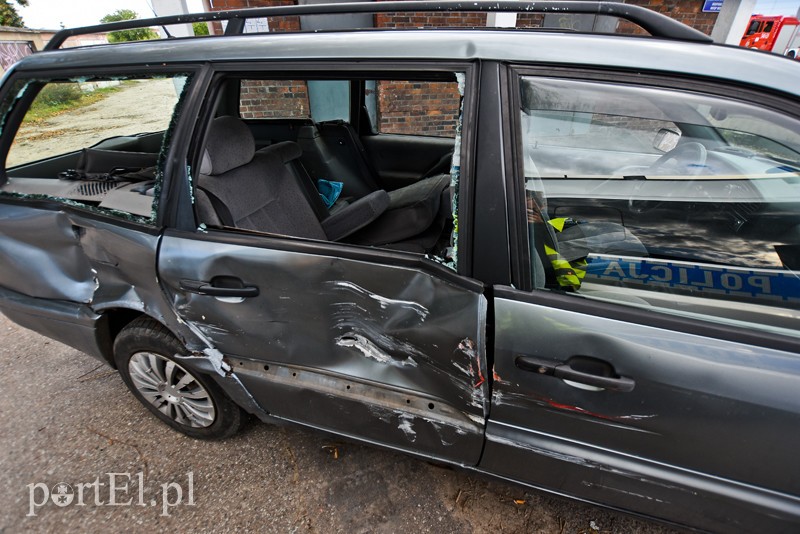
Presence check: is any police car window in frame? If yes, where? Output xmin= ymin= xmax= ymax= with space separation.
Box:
xmin=519 ymin=76 xmax=800 ymax=338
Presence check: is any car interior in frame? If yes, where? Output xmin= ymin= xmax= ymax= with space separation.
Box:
xmin=190 ymin=74 xmax=460 ymax=258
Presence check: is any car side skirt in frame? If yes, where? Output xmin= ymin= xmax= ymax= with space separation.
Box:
xmin=480 ymin=420 xmax=800 ymax=533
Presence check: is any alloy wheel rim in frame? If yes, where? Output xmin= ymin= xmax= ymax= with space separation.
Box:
xmin=128 ymin=352 xmax=216 ymax=428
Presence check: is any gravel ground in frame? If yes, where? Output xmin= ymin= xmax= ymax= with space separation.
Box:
xmin=0 ymin=313 xmax=684 ymax=534
xmin=7 ymin=78 xmax=180 ymax=167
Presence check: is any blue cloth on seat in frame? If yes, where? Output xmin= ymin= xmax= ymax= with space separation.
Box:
xmin=317 ymin=179 xmax=343 ymax=208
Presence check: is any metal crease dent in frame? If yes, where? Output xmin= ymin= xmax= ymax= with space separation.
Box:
xmin=328 ymin=280 xmax=429 ymax=320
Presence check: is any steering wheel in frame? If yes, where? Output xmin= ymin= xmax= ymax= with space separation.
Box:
xmin=648 ymin=142 xmax=708 ymax=176
xmin=627 ymin=142 xmax=708 ymax=214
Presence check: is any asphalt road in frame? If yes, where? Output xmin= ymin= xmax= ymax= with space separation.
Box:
xmin=0 ymin=313 xmax=683 ymax=534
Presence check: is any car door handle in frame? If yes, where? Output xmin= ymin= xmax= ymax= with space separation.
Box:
xmin=179 ymin=278 xmax=259 ymax=298
xmin=515 ymin=355 xmax=635 ymax=393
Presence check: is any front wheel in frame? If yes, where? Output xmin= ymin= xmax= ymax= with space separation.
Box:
xmin=114 ymin=317 xmax=243 ymax=439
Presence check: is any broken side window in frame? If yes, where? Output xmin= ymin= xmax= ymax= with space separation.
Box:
xmin=1 ymin=74 xmax=190 ymax=223
xmin=196 ymin=72 xmax=464 ymax=268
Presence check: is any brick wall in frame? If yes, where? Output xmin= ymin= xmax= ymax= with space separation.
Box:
xmin=516 ymin=14 xmax=546 ymax=28
xmin=516 ymin=2 xmax=716 ymax=35
xmin=377 ymin=80 xmax=460 ymax=137
xmin=374 ymin=11 xmax=486 ymax=28
xmin=208 ymin=0 xmax=718 ymax=36
xmin=240 ymin=79 xmax=309 ymax=119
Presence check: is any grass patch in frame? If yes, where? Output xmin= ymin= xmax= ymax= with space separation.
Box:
xmin=23 ymin=82 xmax=130 ymax=124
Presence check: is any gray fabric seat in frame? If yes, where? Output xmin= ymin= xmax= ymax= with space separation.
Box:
xmin=297 ymin=121 xmax=452 ymax=248
xmin=195 ymin=116 xmax=388 ymax=241
xmin=297 ymin=121 xmax=381 ymax=200
xmin=345 ymin=173 xmax=451 ymax=247
xmin=287 ymin=153 xmax=451 ymax=249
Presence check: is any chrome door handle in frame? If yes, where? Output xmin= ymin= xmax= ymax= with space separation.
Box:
xmin=179 ymin=278 xmax=259 ymax=298
xmin=515 ymin=355 xmax=635 ymax=393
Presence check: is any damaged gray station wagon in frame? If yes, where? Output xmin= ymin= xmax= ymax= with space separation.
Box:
xmin=2 ymin=2 xmax=800 ymax=532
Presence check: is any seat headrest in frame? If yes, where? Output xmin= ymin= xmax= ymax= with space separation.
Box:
xmin=199 ymin=116 xmax=255 ymax=176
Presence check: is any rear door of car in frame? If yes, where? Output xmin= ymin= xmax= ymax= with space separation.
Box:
xmin=480 ymin=66 xmax=800 ymax=532
xmin=159 ymin=232 xmax=488 ymax=464
xmin=157 ymin=63 xmax=490 ymax=466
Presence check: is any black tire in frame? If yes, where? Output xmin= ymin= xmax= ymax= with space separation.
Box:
xmin=114 ymin=317 xmax=243 ymax=439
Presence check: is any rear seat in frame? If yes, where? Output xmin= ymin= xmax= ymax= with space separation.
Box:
xmin=344 ymin=173 xmax=451 ymax=250
xmin=195 ymin=116 xmax=388 ymax=241
xmin=288 ymin=151 xmax=451 ymax=251
xmin=196 ymin=116 xmax=452 ymax=252
xmin=297 ymin=121 xmax=452 ymax=249
xmin=298 ymin=121 xmax=379 ymax=200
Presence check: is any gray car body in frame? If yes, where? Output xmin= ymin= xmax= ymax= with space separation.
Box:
xmin=1 ymin=13 xmax=800 ymax=534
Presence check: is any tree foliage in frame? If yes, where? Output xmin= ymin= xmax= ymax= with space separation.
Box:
xmin=193 ymin=22 xmax=209 ymax=36
xmin=101 ymin=9 xmax=158 ymax=43
xmin=0 ymin=0 xmax=29 ymax=28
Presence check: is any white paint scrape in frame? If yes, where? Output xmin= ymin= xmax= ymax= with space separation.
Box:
xmin=203 ymin=347 xmax=232 ymax=375
xmin=397 ymin=413 xmax=417 ymax=442
xmin=336 ymin=333 xmax=417 ymax=367
xmin=332 ymin=281 xmax=429 ymax=320
xmin=175 ymin=313 xmax=232 ymax=376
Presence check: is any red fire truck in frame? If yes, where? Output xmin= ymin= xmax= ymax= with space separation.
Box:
xmin=740 ymin=14 xmax=800 ymax=58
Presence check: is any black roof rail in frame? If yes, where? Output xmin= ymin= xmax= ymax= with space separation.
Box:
xmin=44 ymin=0 xmax=712 ymax=51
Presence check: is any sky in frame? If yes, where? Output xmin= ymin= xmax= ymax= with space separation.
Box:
xmin=15 ymin=0 xmax=800 ymax=30
xmin=753 ymin=0 xmax=800 ymax=16
xmin=18 ymin=0 xmax=206 ymax=30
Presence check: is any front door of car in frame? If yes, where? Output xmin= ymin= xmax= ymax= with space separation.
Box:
xmin=484 ymin=290 xmax=800 ymax=532
xmin=479 ymin=70 xmax=800 ymax=533
xmin=158 ymin=230 xmax=489 ymax=465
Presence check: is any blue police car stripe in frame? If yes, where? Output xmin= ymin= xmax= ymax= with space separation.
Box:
xmin=585 ymin=255 xmax=800 ymax=303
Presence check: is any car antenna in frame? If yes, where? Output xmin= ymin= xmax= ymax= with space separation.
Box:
xmin=145 ymin=1 xmax=175 ymax=39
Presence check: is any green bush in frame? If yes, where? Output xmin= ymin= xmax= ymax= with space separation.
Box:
xmin=35 ymin=83 xmax=83 ymax=107
xmin=193 ymin=22 xmax=210 ymax=36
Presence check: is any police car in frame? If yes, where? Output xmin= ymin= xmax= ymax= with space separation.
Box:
xmin=0 ymin=2 xmax=799 ymax=532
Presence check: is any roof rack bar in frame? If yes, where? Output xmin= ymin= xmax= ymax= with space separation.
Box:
xmin=44 ymin=0 xmax=712 ymax=51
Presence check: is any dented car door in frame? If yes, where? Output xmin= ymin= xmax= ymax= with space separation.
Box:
xmin=158 ymin=230 xmax=489 ymax=464
xmin=483 ymin=291 xmax=800 ymax=531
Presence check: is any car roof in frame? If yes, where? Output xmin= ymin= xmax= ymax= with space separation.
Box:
xmin=14 ymin=29 xmax=800 ymax=99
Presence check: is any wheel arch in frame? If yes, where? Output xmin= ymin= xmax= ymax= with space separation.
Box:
xmin=96 ymin=308 xmax=162 ymax=368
